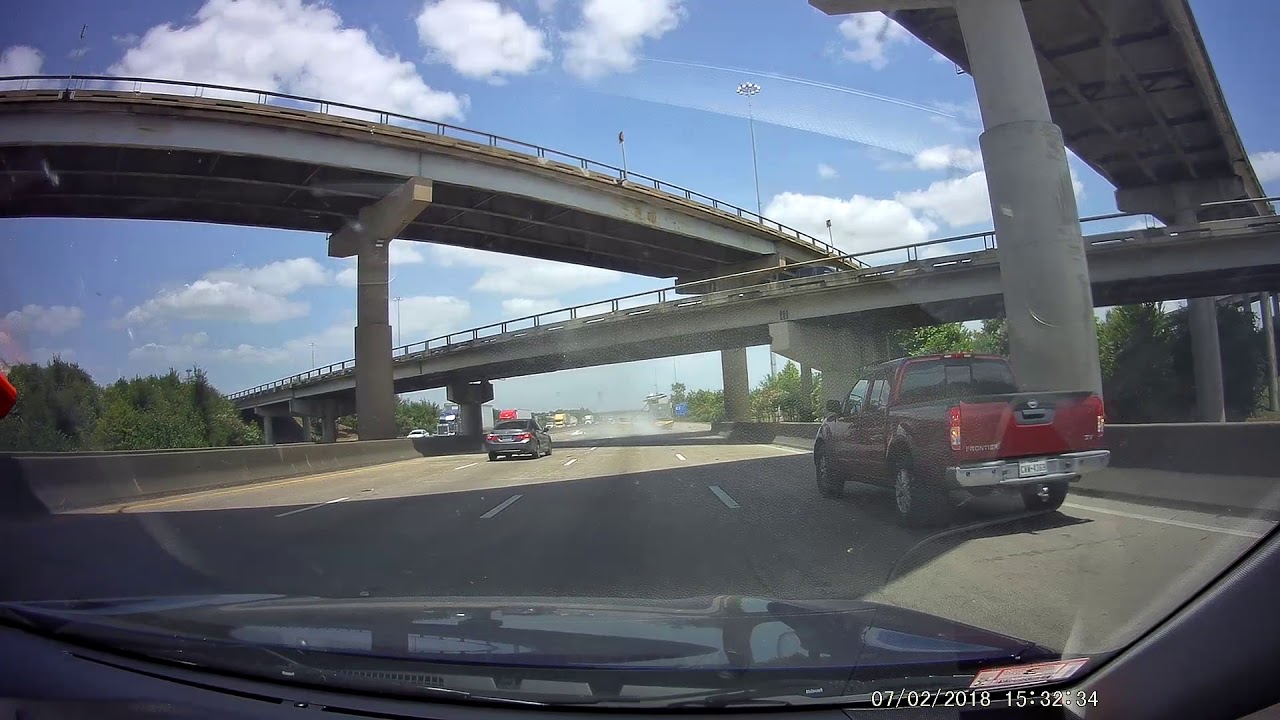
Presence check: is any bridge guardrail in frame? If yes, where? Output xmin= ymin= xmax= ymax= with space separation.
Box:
xmin=226 ymin=213 xmax=1193 ymax=400
xmin=229 ymin=212 xmax=1280 ymax=400
xmin=0 ymin=73 xmax=844 ymax=258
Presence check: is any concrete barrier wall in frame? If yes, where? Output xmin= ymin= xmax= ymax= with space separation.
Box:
xmin=712 ymin=421 xmax=1280 ymax=516
xmin=0 ymin=435 xmax=480 ymax=516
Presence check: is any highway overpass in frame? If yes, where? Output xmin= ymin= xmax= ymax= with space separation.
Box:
xmin=0 ymin=76 xmax=851 ymax=439
xmin=231 ymin=214 xmax=1280 ymax=439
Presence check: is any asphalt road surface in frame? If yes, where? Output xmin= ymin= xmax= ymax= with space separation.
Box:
xmin=2 ymin=421 xmax=1273 ymax=656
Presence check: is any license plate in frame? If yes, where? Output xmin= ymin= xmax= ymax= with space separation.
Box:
xmin=1019 ymin=459 xmax=1049 ymax=477
xmin=499 ymin=436 xmax=514 ymax=442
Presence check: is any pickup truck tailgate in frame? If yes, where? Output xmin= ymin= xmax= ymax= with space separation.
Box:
xmin=954 ymin=391 xmax=1105 ymax=463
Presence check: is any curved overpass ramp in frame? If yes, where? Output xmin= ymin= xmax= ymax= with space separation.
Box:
xmin=0 ymin=76 xmax=847 ymax=278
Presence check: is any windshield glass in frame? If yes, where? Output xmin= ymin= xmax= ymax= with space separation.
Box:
xmin=1 ymin=0 xmax=1276 ymax=708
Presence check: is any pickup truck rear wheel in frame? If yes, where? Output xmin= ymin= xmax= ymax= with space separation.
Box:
xmin=815 ymin=447 xmax=844 ymax=499
xmin=1022 ymin=480 xmax=1069 ymax=511
xmin=893 ymin=464 xmax=949 ymax=527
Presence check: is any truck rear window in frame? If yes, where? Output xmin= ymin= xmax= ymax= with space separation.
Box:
xmin=897 ymin=359 xmax=1017 ymax=404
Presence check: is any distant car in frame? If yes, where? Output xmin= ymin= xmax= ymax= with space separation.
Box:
xmin=406 ymin=429 xmax=430 ymax=438
xmin=485 ymin=420 xmax=552 ymax=461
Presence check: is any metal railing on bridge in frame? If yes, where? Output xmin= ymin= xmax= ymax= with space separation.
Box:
xmin=0 ymin=73 xmax=844 ymax=259
xmin=226 ymin=208 xmax=1280 ymax=402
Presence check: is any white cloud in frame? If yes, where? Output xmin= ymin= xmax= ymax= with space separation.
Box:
xmin=913 ymin=145 xmax=983 ymax=172
xmin=335 ymin=266 xmax=358 ymax=289
xmin=434 ymin=245 xmax=624 ymax=296
xmin=204 ymin=257 xmax=330 ymax=295
xmin=563 ymin=0 xmax=683 ymax=80
xmin=817 ymin=163 xmax=839 ymax=180
xmin=502 ymin=297 xmax=561 ymax=316
xmin=0 ymin=45 xmax=43 ymax=75
xmin=395 ymin=296 xmax=473 ymax=339
xmin=836 ymin=13 xmax=908 ymax=70
xmin=416 ymin=0 xmax=550 ymax=82
xmin=536 ymin=0 xmax=557 ymax=12
xmin=123 ymin=280 xmax=310 ymax=325
xmin=897 ymin=172 xmax=992 ymax=228
xmin=1254 ymin=151 xmax=1280 ymax=184
xmin=130 ymin=295 xmax=471 ymax=372
xmin=109 ymin=0 xmax=467 ymax=121
xmin=122 ymin=256 xmax=338 ymax=326
xmin=2 ymin=305 xmax=84 ymax=336
xmin=764 ymin=192 xmax=937 ymax=254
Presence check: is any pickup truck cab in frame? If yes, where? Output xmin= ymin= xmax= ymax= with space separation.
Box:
xmin=814 ymin=353 xmax=1109 ymax=526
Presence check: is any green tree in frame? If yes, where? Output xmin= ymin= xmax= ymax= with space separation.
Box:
xmin=748 ymin=361 xmax=815 ymax=421
xmin=92 ymin=368 xmax=261 ymax=450
xmin=669 ymin=382 xmax=688 ymax=406
xmin=1168 ymin=304 xmax=1265 ymax=421
xmin=972 ymin=318 xmax=1010 ymax=355
xmin=0 ymin=357 xmax=102 ymax=451
xmin=395 ymin=398 xmax=441 ymax=435
xmin=894 ymin=323 xmax=974 ymax=356
xmin=1096 ymin=303 xmax=1178 ymax=422
xmin=686 ymin=389 xmax=725 ymax=422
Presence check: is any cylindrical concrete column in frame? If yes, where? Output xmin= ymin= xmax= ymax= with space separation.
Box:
xmin=1263 ymin=293 xmax=1279 ymax=413
xmin=1187 ymin=297 xmax=1225 ymax=422
xmin=956 ymin=0 xmax=1101 ymax=396
xmin=721 ymin=347 xmax=750 ymax=421
xmin=321 ymin=414 xmax=338 ymax=443
xmin=459 ymin=402 xmax=483 ymax=437
xmin=355 ymin=239 xmax=397 ymax=440
xmin=262 ymin=416 xmax=276 ymax=446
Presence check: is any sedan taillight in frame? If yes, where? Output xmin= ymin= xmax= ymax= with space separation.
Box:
xmin=485 ymin=434 xmax=499 ymax=442
xmin=515 ymin=432 xmax=532 ymax=441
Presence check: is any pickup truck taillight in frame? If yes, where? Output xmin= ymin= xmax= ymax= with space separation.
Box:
xmin=949 ymin=406 xmax=962 ymax=450
xmin=1085 ymin=395 xmax=1106 ymax=436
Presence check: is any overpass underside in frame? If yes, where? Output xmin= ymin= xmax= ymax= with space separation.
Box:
xmin=0 ymin=144 xmax=762 ymax=278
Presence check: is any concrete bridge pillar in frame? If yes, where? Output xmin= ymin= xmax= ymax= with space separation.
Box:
xmin=1116 ymin=181 xmax=1244 ymax=422
xmin=769 ymin=320 xmax=891 ymax=406
xmin=448 ymin=381 xmax=494 ymax=437
xmin=328 ymin=178 xmax=434 ymax=440
xmin=720 ymin=348 xmax=751 ymax=421
xmin=954 ymin=0 xmax=1102 ymax=397
xmin=321 ymin=415 xmax=338 ymax=443
xmin=262 ymin=416 xmax=276 ymax=446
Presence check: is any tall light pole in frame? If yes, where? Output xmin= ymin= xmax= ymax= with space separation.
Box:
xmin=826 ymin=218 xmax=834 ymax=247
xmin=309 ymin=342 xmax=317 ymax=368
xmin=737 ymin=82 xmax=773 ymax=377
xmin=393 ymin=296 xmax=403 ymax=347
xmin=736 ymin=82 xmax=763 ymax=218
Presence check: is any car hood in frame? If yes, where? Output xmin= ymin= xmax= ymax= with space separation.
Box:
xmin=1 ymin=593 xmax=1048 ymax=672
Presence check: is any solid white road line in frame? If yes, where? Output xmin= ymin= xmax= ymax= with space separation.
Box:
xmin=1063 ymin=502 xmax=1268 ymax=539
xmin=675 ymin=453 xmax=687 ymax=461
xmin=709 ymin=485 xmax=739 ymax=509
xmin=770 ymin=445 xmax=812 ymax=455
xmin=563 ymin=458 xmax=578 ymax=467
xmin=454 ymin=462 xmax=478 ymax=470
xmin=480 ymin=494 xmax=524 ymax=519
xmin=275 ymin=496 xmax=349 ymax=518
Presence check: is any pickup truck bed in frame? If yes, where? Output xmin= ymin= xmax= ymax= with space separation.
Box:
xmin=814 ymin=354 xmax=1109 ymax=526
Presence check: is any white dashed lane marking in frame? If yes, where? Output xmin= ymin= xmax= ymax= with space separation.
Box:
xmin=275 ymin=496 xmax=349 ymax=518
xmin=675 ymin=453 xmax=687 ymax=461
xmin=709 ymin=485 xmax=739 ymax=509
xmin=480 ymin=494 xmax=524 ymax=519
xmin=563 ymin=458 xmax=578 ymax=467
xmin=454 ymin=462 xmax=478 ymax=470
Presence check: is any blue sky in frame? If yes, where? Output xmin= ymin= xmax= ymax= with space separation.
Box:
xmin=2 ymin=0 xmax=1278 ymax=412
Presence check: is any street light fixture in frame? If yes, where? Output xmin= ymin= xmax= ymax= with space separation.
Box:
xmin=736 ymin=82 xmax=763 ymax=218
xmin=737 ymin=81 xmax=774 ymax=377
xmin=393 ymin=296 xmax=403 ymax=347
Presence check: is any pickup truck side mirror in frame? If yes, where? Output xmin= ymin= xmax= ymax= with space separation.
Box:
xmin=825 ymin=399 xmax=842 ymax=414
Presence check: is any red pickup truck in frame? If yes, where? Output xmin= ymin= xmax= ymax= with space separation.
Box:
xmin=814 ymin=353 xmax=1109 ymax=526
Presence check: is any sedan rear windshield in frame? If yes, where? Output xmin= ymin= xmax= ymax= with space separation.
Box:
xmin=494 ymin=420 xmax=534 ymax=430
xmin=898 ymin=359 xmax=1018 ymax=404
